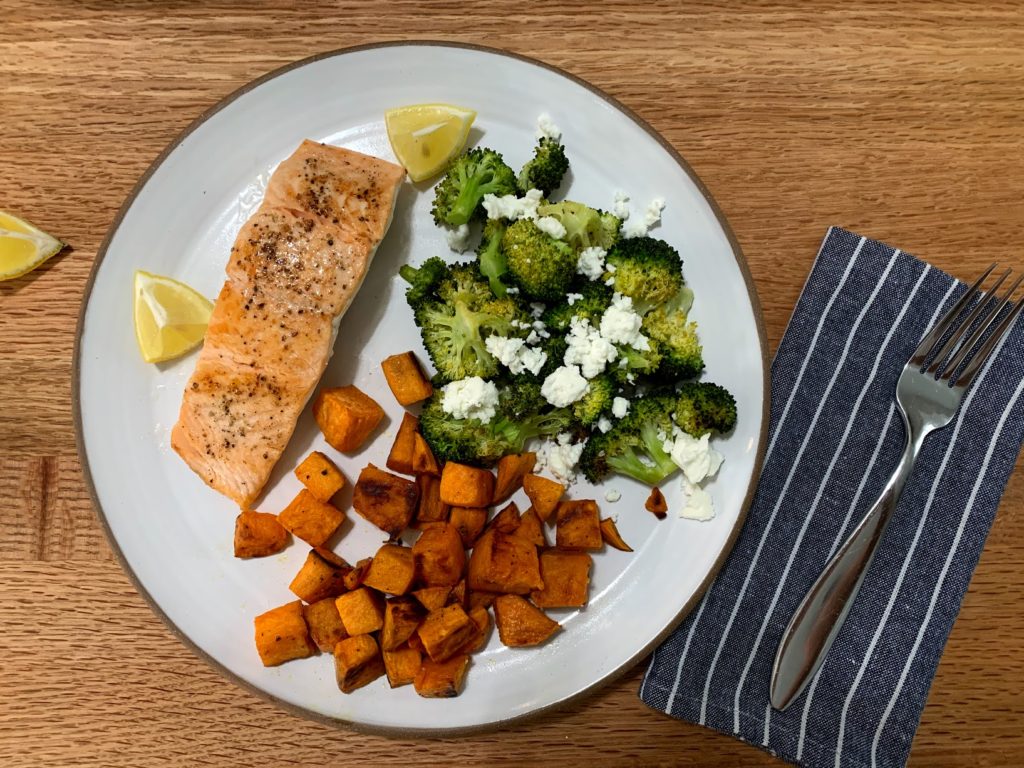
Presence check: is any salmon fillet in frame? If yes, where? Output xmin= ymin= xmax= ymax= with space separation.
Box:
xmin=172 ymin=140 xmax=405 ymax=508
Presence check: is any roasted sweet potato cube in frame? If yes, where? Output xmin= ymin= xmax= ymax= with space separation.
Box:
xmin=411 ymin=433 xmax=441 ymax=476
xmin=413 ymin=522 xmax=466 ymax=587
xmin=278 ymin=489 xmax=345 ymax=547
xmin=555 ymin=500 xmax=603 ymax=550
xmin=381 ymin=597 xmax=425 ymax=651
xmin=467 ymin=529 xmax=543 ymax=594
xmin=531 ymin=550 xmax=592 ymax=608
xmin=335 ymin=587 xmax=385 ymax=635
xmin=413 ymin=586 xmax=451 ymax=612
xmin=454 ymin=605 xmax=492 ymax=655
xmin=303 ymin=598 xmax=349 ymax=653
xmin=492 ymin=452 xmax=536 ymax=503
xmin=362 ymin=544 xmax=416 ymax=595
xmin=467 ymin=590 xmax=498 ymax=611
xmin=415 ymin=474 xmax=449 ymax=524
xmin=352 ymin=464 xmax=419 ymax=537
xmin=383 ymin=643 xmax=423 ymax=688
xmin=414 ymin=653 xmax=470 ymax=698
xmin=381 ymin=351 xmax=433 ymax=406
xmin=344 ymin=556 xmax=373 ymax=590
xmin=294 ymin=451 xmax=346 ymax=502
xmin=314 ymin=385 xmax=385 ymax=453
xmin=334 ymin=634 xmax=385 ymax=693
xmin=449 ymin=506 xmax=487 ymax=547
xmin=417 ymin=604 xmax=477 ymax=662
xmin=406 ymin=632 xmax=425 ymax=655
xmin=522 ymin=474 xmax=565 ymax=522
xmin=493 ymin=594 xmax=560 ymax=647
xmin=514 ymin=508 xmax=547 ymax=547
xmin=233 ymin=511 xmax=289 ymax=558
xmin=600 ymin=517 xmax=633 ymax=552
xmin=289 ymin=548 xmax=352 ymax=603
xmin=439 ymin=462 xmax=494 ymax=508
xmin=489 ymin=501 xmax=521 ymax=534
xmin=386 ymin=412 xmax=419 ymax=476
xmin=449 ymin=579 xmax=467 ymax=607
xmin=254 ymin=601 xmax=315 ymax=666
xmin=646 ymin=486 xmax=668 ymax=519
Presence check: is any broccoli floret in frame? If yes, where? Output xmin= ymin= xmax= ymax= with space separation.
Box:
xmin=579 ymin=392 xmax=678 ymax=484
xmin=517 ymin=137 xmax=569 ymax=196
xmin=674 ymin=382 xmax=737 ymax=436
xmin=502 ymin=219 xmax=576 ymax=301
xmin=604 ymin=237 xmax=683 ymax=312
xmin=573 ymin=374 xmax=615 ymax=426
xmin=419 ymin=383 xmax=572 ymax=466
xmin=537 ymin=335 xmax=568 ymax=379
xmin=540 ymin=281 xmax=613 ymax=332
xmin=642 ymin=304 xmax=703 ymax=380
xmin=611 ymin=339 xmax=663 ymax=384
xmin=537 ymin=200 xmax=619 ymax=252
xmin=431 ymin=148 xmax=517 ymax=227
xmin=398 ymin=257 xmax=449 ymax=308
xmin=477 ymin=219 xmax=508 ymax=297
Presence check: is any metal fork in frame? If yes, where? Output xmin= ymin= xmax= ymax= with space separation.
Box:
xmin=769 ymin=264 xmax=1024 ymax=711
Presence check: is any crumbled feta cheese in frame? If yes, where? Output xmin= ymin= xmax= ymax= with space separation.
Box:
xmin=622 ymin=197 xmax=666 ymax=238
xmin=663 ymin=429 xmax=724 ymax=484
xmin=482 ymin=188 xmax=544 ymax=221
xmin=626 ymin=372 xmax=635 ymax=383
xmin=506 ymin=286 xmax=520 ymax=294
xmin=612 ymin=396 xmax=630 ymax=419
xmin=597 ymin=416 xmax=613 ymax=433
xmin=605 ymin=489 xmax=622 ymax=503
xmin=536 ymin=433 xmax=586 ymax=483
xmin=485 ymin=335 xmax=548 ymax=376
xmin=605 ymin=276 xmax=616 ymax=286
xmin=564 ymin=316 xmax=618 ymax=378
xmin=535 ymin=216 xmax=566 ymax=240
xmin=681 ymin=479 xmax=715 ymax=521
xmin=536 ymin=113 xmax=562 ymax=141
xmin=612 ymin=190 xmax=631 ymax=219
xmin=577 ymin=246 xmax=607 ymax=281
xmin=606 ymin=263 xmax=617 ymax=273
xmin=566 ymin=292 xmax=584 ymax=305
xmin=600 ymin=293 xmax=650 ymax=351
xmin=518 ymin=346 xmax=547 ymax=376
xmin=441 ymin=377 xmax=499 ymax=423
xmin=540 ymin=365 xmax=589 ymax=407
xmin=526 ymin=330 xmax=541 ymax=345
xmin=445 ymin=223 xmax=471 ymax=253
xmin=530 ymin=302 xmax=546 ymax=319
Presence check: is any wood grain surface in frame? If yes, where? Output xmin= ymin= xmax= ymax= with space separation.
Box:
xmin=2 ymin=1 xmax=1023 ymax=765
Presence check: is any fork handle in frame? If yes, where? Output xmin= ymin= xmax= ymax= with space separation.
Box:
xmin=769 ymin=424 xmax=926 ymax=710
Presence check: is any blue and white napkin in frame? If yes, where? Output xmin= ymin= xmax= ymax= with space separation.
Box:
xmin=640 ymin=227 xmax=1024 ymax=768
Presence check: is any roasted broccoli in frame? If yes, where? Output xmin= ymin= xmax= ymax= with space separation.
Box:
xmin=642 ymin=293 xmax=703 ymax=380
xmin=431 ymin=148 xmax=517 ymax=227
xmin=674 ymin=381 xmax=737 ymax=436
xmin=611 ymin=339 xmax=663 ymax=385
xmin=537 ymin=200 xmax=620 ymax=252
xmin=540 ymin=281 xmax=613 ymax=332
xmin=399 ymin=256 xmax=449 ymax=308
xmin=579 ymin=391 xmax=678 ymax=484
xmin=477 ymin=219 xmax=508 ymax=297
xmin=537 ymin=334 xmax=568 ymax=379
xmin=604 ymin=236 xmax=683 ymax=312
xmin=572 ymin=374 xmax=616 ymax=427
xmin=502 ymin=218 xmax=576 ymax=301
xmin=517 ymin=137 xmax=569 ymax=196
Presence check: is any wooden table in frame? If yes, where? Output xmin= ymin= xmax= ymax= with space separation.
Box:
xmin=3 ymin=2 xmax=1022 ymax=765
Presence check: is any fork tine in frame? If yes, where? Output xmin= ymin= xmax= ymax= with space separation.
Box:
xmin=938 ymin=271 xmax=1024 ymax=381
xmin=953 ymin=296 xmax=1024 ymax=389
xmin=925 ymin=268 xmax=1010 ymax=374
xmin=911 ymin=263 xmax=997 ymax=367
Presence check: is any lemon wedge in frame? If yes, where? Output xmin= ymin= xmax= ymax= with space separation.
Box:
xmin=0 ymin=210 xmax=65 ymax=281
xmin=133 ymin=270 xmax=213 ymax=363
xmin=385 ymin=103 xmax=476 ymax=182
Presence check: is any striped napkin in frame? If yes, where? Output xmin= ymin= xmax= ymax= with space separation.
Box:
xmin=640 ymin=227 xmax=1024 ymax=768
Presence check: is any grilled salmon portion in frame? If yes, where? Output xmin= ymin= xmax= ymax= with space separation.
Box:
xmin=172 ymin=141 xmax=405 ymax=508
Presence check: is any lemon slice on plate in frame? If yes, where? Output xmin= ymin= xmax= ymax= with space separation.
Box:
xmin=0 ymin=210 xmax=65 ymax=281
xmin=133 ymin=270 xmax=213 ymax=363
xmin=385 ymin=103 xmax=476 ymax=182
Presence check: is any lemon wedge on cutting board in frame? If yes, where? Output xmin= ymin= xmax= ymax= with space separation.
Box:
xmin=385 ymin=103 xmax=476 ymax=182
xmin=0 ymin=210 xmax=65 ymax=281
xmin=133 ymin=270 xmax=213 ymax=363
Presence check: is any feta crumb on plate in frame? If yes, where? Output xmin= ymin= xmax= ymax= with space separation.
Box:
xmin=536 ymin=433 xmax=586 ymax=483
xmin=681 ymin=479 xmax=715 ymax=521
xmin=536 ymin=113 xmax=562 ymax=141
xmin=540 ymin=364 xmax=589 ymax=407
xmin=441 ymin=377 xmax=499 ymax=423
xmin=622 ymin=197 xmax=665 ymax=239
xmin=605 ymin=488 xmax=622 ymax=503
xmin=445 ymin=223 xmax=471 ymax=253
xmin=664 ymin=428 xmax=724 ymax=484
xmin=612 ymin=190 xmax=630 ymax=219
xmin=577 ymin=246 xmax=607 ymax=281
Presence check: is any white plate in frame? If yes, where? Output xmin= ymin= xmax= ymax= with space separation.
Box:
xmin=74 ymin=42 xmax=768 ymax=734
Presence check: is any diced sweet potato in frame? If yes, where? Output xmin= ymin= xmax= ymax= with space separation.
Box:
xmin=303 ymin=598 xmax=349 ymax=653
xmin=254 ymin=601 xmax=315 ymax=666
xmin=531 ymin=550 xmax=592 ymax=608
xmin=492 ymin=452 xmax=536 ymax=503
xmin=413 ymin=522 xmax=466 ymax=587
xmin=467 ymin=529 xmax=543 ymax=594
xmin=417 ymin=604 xmax=477 ymax=662
xmin=335 ymin=587 xmax=386 ymax=635
xmin=361 ymin=544 xmax=416 ymax=595
xmin=334 ymin=634 xmax=385 ymax=693
xmin=439 ymin=462 xmax=494 ymax=508
xmin=414 ymin=653 xmax=470 ymax=698
xmin=381 ymin=597 xmax=425 ymax=651
xmin=522 ymin=474 xmax=565 ymax=522
xmin=646 ymin=486 xmax=668 ymax=519
xmin=294 ymin=451 xmax=346 ymax=502
xmin=449 ymin=579 xmax=467 ymax=607
xmin=314 ymin=385 xmax=385 ymax=453
xmin=288 ymin=548 xmax=352 ymax=603
xmin=343 ymin=556 xmax=373 ymax=590
xmin=386 ymin=412 xmax=419 ymax=476
xmin=411 ymin=433 xmax=441 ymax=476
xmin=413 ymin=586 xmax=451 ymax=612
xmin=600 ymin=517 xmax=633 ymax=552
xmin=467 ymin=590 xmax=498 ymax=611
xmin=449 ymin=506 xmax=487 ymax=547
xmin=515 ymin=508 xmax=547 ymax=547
xmin=383 ymin=643 xmax=423 ymax=688
xmin=233 ymin=511 xmax=289 ymax=558
xmin=278 ymin=489 xmax=345 ymax=547
xmin=415 ymin=474 xmax=449 ymax=524
xmin=352 ymin=464 xmax=419 ymax=537
xmin=493 ymin=594 xmax=560 ymax=647
xmin=454 ymin=605 xmax=492 ymax=655
xmin=489 ymin=502 xmax=521 ymax=534
xmin=381 ymin=351 xmax=433 ymax=406
xmin=406 ymin=632 xmax=425 ymax=655
xmin=555 ymin=500 xmax=603 ymax=550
